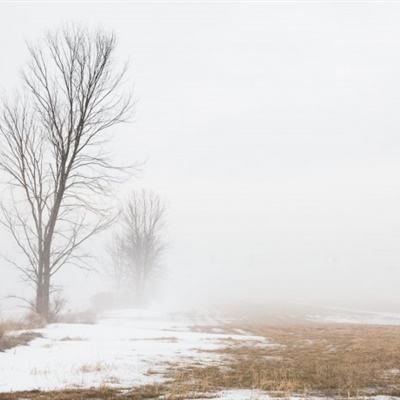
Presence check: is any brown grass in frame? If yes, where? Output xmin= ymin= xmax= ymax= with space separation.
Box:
xmin=0 ymin=313 xmax=45 ymax=333
xmin=2 ymin=320 xmax=400 ymax=398
xmin=130 ymin=336 xmax=179 ymax=343
xmin=0 ymin=331 xmax=42 ymax=351
xmin=0 ymin=385 xmax=166 ymax=400
xmin=78 ymin=362 xmax=108 ymax=374
xmin=166 ymin=321 xmax=400 ymax=397
xmin=60 ymin=336 xmax=85 ymax=341
xmin=0 ymin=313 xmax=45 ymax=351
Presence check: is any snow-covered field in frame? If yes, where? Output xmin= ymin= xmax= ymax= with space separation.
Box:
xmin=3 ymin=307 xmax=400 ymax=398
xmin=0 ymin=309 xmax=267 ymax=393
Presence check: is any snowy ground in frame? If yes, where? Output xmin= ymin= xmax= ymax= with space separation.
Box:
xmin=308 ymin=308 xmax=400 ymax=325
xmin=2 ymin=308 xmax=400 ymax=398
xmin=0 ymin=309 xmax=268 ymax=393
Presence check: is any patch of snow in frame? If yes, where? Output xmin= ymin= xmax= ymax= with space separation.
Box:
xmin=371 ymin=397 xmax=400 ymax=400
xmin=197 ymin=389 xmax=271 ymax=399
xmin=308 ymin=309 xmax=400 ymax=326
xmin=193 ymin=388 xmax=400 ymax=400
xmin=0 ymin=308 xmax=267 ymax=393
xmin=197 ymin=390 xmax=371 ymax=400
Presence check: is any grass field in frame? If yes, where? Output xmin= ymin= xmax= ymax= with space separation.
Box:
xmin=1 ymin=310 xmax=400 ymax=399
xmin=166 ymin=321 xmax=400 ymax=397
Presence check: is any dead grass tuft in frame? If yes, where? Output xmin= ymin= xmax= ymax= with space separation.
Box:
xmin=78 ymin=362 xmax=108 ymax=374
xmin=59 ymin=336 xmax=85 ymax=341
xmin=0 ymin=331 xmax=42 ymax=352
xmin=0 ymin=385 xmax=166 ymax=400
xmin=0 ymin=313 xmax=45 ymax=351
xmin=0 ymin=312 xmax=45 ymax=333
xmin=130 ymin=336 xmax=179 ymax=343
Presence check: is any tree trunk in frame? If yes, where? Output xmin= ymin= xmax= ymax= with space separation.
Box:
xmin=36 ymin=250 xmax=45 ymax=317
xmin=35 ymin=281 xmax=43 ymax=315
xmin=35 ymin=278 xmax=50 ymax=320
xmin=42 ymin=274 xmax=50 ymax=320
xmin=42 ymin=248 xmax=51 ymax=320
xmin=35 ymin=247 xmax=51 ymax=321
xmin=37 ymin=188 xmax=63 ymax=321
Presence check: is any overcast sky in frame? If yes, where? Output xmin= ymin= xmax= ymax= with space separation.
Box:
xmin=1 ymin=2 xmax=400 ymax=312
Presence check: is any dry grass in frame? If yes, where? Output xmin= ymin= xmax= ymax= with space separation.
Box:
xmin=0 ymin=385 xmax=166 ymax=400
xmin=166 ymin=321 xmax=400 ymax=397
xmin=0 ymin=313 xmax=45 ymax=333
xmin=59 ymin=336 xmax=85 ymax=341
xmin=0 ymin=313 xmax=45 ymax=351
xmin=2 ymin=320 xmax=400 ymax=399
xmin=0 ymin=331 xmax=42 ymax=351
xmin=130 ymin=336 xmax=179 ymax=343
xmin=78 ymin=362 xmax=108 ymax=374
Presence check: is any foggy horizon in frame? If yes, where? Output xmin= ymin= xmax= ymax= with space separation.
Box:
xmin=1 ymin=2 xmax=400 ymax=314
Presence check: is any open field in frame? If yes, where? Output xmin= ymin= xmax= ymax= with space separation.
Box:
xmin=166 ymin=321 xmax=400 ymax=397
xmin=1 ymin=309 xmax=400 ymax=399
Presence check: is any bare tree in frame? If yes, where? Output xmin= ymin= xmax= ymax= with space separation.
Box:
xmin=110 ymin=190 xmax=166 ymax=305
xmin=0 ymin=25 xmax=133 ymax=320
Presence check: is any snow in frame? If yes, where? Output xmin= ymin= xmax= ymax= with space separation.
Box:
xmin=198 ymin=390 xmax=271 ymax=399
xmin=194 ymin=390 xmax=400 ymax=400
xmin=3 ymin=308 xmax=399 ymax=395
xmin=0 ymin=308 xmax=268 ymax=393
xmin=309 ymin=309 xmax=400 ymax=326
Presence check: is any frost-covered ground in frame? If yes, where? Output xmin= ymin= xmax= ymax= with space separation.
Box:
xmin=0 ymin=309 xmax=267 ymax=393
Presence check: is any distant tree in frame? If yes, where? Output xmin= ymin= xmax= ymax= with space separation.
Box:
xmin=110 ymin=190 xmax=166 ymax=304
xmin=0 ymin=25 xmax=133 ymax=320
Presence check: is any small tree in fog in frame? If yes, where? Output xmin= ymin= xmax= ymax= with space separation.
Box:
xmin=110 ymin=190 xmax=166 ymax=304
xmin=0 ymin=26 xmax=132 ymax=320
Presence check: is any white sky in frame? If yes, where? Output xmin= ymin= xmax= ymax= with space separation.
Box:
xmin=1 ymin=2 xmax=400 ymax=312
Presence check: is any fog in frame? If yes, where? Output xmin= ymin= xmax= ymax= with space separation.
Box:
xmin=1 ymin=2 xmax=400 ymax=315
